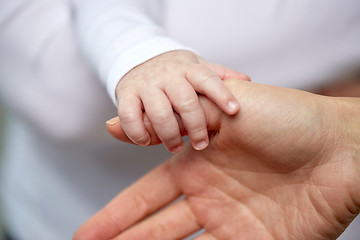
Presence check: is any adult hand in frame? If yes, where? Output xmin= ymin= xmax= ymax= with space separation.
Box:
xmin=74 ymin=80 xmax=360 ymax=240
xmin=116 ymin=50 xmax=249 ymax=153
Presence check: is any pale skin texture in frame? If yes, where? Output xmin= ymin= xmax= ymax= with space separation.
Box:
xmin=74 ymin=79 xmax=360 ymax=240
xmin=116 ymin=50 xmax=249 ymax=153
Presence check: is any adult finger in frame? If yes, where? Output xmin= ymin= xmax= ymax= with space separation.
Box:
xmin=113 ymin=200 xmax=201 ymax=240
xmin=142 ymin=88 xmax=184 ymax=153
xmin=166 ymin=79 xmax=209 ymax=151
xmin=117 ymin=92 xmax=150 ymax=146
xmin=106 ymin=117 xmax=137 ymax=144
xmin=193 ymin=232 xmax=217 ymax=240
xmin=186 ymin=64 xmax=240 ymax=115
xmin=73 ymin=161 xmax=182 ymax=240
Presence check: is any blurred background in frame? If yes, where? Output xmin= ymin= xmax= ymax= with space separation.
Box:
xmin=0 ymin=102 xmax=5 ymax=240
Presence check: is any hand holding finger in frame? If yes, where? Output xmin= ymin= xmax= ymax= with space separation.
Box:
xmin=114 ymin=50 xmax=247 ymax=153
xmin=106 ymin=91 xmax=224 ymax=146
xmin=106 ymin=112 xmax=187 ymax=146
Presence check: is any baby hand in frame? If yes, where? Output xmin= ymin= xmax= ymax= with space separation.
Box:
xmin=116 ymin=50 xmax=249 ymax=153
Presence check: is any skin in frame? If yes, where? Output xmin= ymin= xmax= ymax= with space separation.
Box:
xmin=116 ymin=50 xmax=249 ymax=153
xmin=74 ymin=79 xmax=360 ymax=240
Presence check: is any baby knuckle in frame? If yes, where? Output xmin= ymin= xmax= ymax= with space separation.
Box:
xmin=198 ymin=71 xmax=217 ymax=85
xmin=162 ymin=132 xmax=180 ymax=145
xmin=131 ymin=134 xmax=149 ymax=145
xmin=178 ymin=98 xmax=198 ymax=112
xmin=189 ymin=124 xmax=207 ymax=136
xmin=119 ymin=110 xmax=138 ymax=125
xmin=185 ymin=64 xmax=199 ymax=76
xmin=152 ymin=110 xmax=173 ymax=124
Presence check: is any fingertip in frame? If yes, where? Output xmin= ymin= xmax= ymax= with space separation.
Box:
xmin=106 ymin=117 xmax=120 ymax=126
xmin=129 ymin=132 xmax=151 ymax=146
xmin=141 ymin=133 xmax=152 ymax=146
xmin=193 ymin=139 xmax=209 ymax=151
xmin=226 ymin=100 xmax=240 ymax=115
xmin=143 ymin=135 xmax=152 ymax=146
xmin=169 ymin=143 xmax=184 ymax=154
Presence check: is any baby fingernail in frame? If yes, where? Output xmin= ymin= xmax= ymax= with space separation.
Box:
xmin=144 ymin=137 xmax=151 ymax=146
xmin=141 ymin=134 xmax=152 ymax=146
xmin=172 ymin=145 xmax=183 ymax=153
xmin=227 ymin=100 xmax=239 ymax=112
xmin=194 ymin=140 xmax=208 ymax=151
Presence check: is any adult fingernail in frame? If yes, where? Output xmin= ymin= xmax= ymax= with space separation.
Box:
xmin=106 ymin=117 xmax=120 ymax=126
xmin=194 ymin=140 xmax=208 ymax=151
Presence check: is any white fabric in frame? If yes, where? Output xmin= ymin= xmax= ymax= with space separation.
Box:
xmin=70 ymin=0 xmax=195 ymax=105
xmin=0 ymin=0 xmax=359 ymax=239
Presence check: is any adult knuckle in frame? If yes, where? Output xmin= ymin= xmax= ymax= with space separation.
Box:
xmin=132 ymin=191 xmax=152 ymax=215
xmin=149 ymin=219 xmax=168 ymax=238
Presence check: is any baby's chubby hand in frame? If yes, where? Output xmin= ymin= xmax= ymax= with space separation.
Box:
xmin=116 ymin=50 xmax=249 ymax=153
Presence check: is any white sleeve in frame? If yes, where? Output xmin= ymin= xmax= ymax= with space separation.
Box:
xmin=70 ymin=0 xmax=194 ymax=105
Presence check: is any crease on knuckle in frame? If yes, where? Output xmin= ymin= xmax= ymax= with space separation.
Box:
xmin=178 ymin=98 xmax=199 ymax=113
xmin=186 ymin=64 xmax=217 ymax=85
xmin=119 ymin=111 xmax=149 ymax=143
xmin=131 ymin=133 xmax=149 ymax=144
xmin=119 ymin=110 xmax=138 ymax=125
xmin=198 ymin=71 xmax=218 ymax=86
xmin=189 ymin=127 xmax=207 ymax=141
xmin=152 ymin=110 xmax=173 ymax=125
xmin=148 ymin=218 xmax=169 ymax=238
xmin=132 ymin=190 xmax=153 ymax=216
xmin=102 ymin=206 xmax=125 ymax=233
xmin=161 ymin=132 xmax=180 ymax=146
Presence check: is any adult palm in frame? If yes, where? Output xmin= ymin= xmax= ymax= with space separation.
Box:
xmin=74 ymin=80 xmax=360 ymax=240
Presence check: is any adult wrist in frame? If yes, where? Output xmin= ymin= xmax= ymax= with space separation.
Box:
xmin=330 ymin=97 xmax=360 ymax=207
